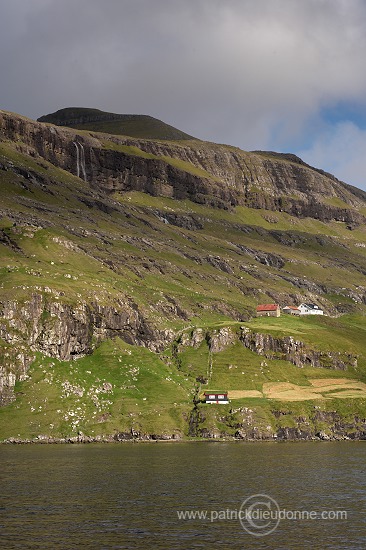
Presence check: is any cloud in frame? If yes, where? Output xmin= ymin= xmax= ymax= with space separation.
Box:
xmin=0 ymin=0 xmax=366 ymax=188
xmin=298 ymin=121 xmax=366 ymax=190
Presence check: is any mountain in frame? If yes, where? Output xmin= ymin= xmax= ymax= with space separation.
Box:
xmin=0 ymin=109 xmax=366 ymax=442
xmin=37 ymin=107 xmax=196 ymax=140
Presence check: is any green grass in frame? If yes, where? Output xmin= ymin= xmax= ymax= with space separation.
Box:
xmin=101 ymin=141 xmax=220 ymax=180
xmin=38 ymin=108 xmax=196 ymax=140
xmin=0 ymin=339 xmax=192 ymax=440
xmin=245 ymin=315 xmax=366 ymax=357
xmin=322 ymin=196 xmax=353 ymax=209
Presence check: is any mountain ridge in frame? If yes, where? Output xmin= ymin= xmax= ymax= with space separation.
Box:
xmin=2 ymin=109 xmax=365 ymax=222
xmin=37 ymin=107 xmax=196 ymax=141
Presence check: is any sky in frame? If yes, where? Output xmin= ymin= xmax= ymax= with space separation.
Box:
xmin=1 ymin=0 xmax=366 ymax=191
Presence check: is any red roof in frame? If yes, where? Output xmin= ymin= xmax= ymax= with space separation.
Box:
xmin=256 ymin=304 xmax=279 ymax=312
xmin=284 ymin=306 xmax=300 ymax=310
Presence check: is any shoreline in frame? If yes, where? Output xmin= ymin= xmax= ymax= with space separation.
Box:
xmin=2 ymin=434 xmax=366 ymax=444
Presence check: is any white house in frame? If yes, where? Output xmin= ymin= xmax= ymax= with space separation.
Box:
xmin=298 ymin=303 xmax=324 ymax=315
xmin=283 ymin=306 xmax=301 ymax=316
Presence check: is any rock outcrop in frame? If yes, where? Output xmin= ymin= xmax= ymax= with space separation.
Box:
xmin=177 ymin=325 xmax=358 ymax=370
xmin=188 ymin=403 xmax=366 ymax=441
xmin=207 ymin=327 xmax=236 ymax=353
xmin=0 ymin=293 xmax=174 ymax=403
xmin=239 ymin=327 xmax=358 ymax=370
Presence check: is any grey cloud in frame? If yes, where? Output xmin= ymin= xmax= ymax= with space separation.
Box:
xmin=1 ymin=0 xmax=366 ymax=188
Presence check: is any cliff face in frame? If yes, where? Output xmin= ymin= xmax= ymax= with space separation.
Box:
xmin=1 ymin=110 xmax=365 ymax=221
xmin=0 ymin=293 xmax=175 ymax=404
xmin=178 ymin=326 xmax=358 ymax=371
xmin=188 ymin=404 xmax=366 ymax=441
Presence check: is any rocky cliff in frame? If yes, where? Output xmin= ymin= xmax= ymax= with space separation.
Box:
xmin=187 ymin=403 xmax=366 ymax=441
xmin=1 ymin=110 xmax=365 ymax=222
xmin=0 ymin=292 xmax=176 ymax=404
xmin=177 ymin=326 xmax=358 ymax=371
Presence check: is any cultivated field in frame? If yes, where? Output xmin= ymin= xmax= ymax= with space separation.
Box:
xmin=228 ymin=378 xmax=366 ymax=401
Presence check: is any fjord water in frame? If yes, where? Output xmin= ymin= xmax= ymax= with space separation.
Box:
xmin=1 ymin=442 xmax=365 ymax=549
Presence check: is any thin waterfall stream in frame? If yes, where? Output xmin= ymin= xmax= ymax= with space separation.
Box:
xmin=73 ymin=141 xmax=87 ymax=181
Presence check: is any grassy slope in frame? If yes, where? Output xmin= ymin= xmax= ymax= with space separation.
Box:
xmin=177 ymin=315 xmax=366 ymax=389
xmin=0 ymin=339 xmax=192 ymax=440
xmin=37 ymin=107 xmax=196 ymax=140
xmin=0 ymin=137 xmax=366 ymax=439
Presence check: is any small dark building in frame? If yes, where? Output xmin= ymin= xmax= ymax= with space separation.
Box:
xmin=203 ymin=391 xmax=229 ymax=404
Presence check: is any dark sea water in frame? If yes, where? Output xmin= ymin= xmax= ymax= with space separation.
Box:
xmin=1 ymin=441 xmax=365 ymax=549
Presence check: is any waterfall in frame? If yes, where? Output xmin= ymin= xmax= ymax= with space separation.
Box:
xmin=73 ymin=141 xmax=80 ymax=178
xmin=79 ymin=142 xmax=87 ymax=181
xmin=73 ymin=141 xmax=87 ymax=181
